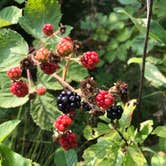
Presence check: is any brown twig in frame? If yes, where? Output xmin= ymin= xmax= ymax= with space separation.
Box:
xmin=26 ymin=69 xmax=33 ymax=92
xmin=137 ymin=0 xmax=153 ymax=126
xmin=62 ymin=56 xmax=71 ymax=81
xmin=53 ymin=73 xmax=76 ymax=92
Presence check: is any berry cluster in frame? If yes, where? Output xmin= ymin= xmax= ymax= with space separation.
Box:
xmin=96 ymin=90 xmax=115 ymax=109
xmin=40 ymin=62 xmax=58 ymax=74
xmin=35 ymin=48 xmax=50 ymax=62
xmin=36 ymin=86 xmax=46 ymax=96
xmin=42 ymin=23 xmax=54 ymax=36
xmin=106 ymin=105 xmax=123 ymax=120
xmin=57 ymin=90 xmax=81 ymax=113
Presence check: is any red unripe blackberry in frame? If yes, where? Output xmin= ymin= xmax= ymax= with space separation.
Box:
xmin=35 ymin=48 xmax=50 ymax=62
xmin=55 ymin=115 xmax=72 ymax=132
xmin=81 ymin=51 xmax=99 ymax=70
xmin=40 ymin=62 xmax=58 ymax=74
xmin=36 ymin=86 xmax=46 ymax=96
xmin=42 ymin=23 xmax=54 ymax=36
xmin=56 ymin=37 xmax=73 ymax=57
xmin=10 ymin=81 xmax=28 ymax=97
xmin=7 ymin=67 xmax=22 ymax=80
xmin=96 ymin=90 xmax=115 ymax=109
xmin=59 ymin=132 xmax=78 ymax=150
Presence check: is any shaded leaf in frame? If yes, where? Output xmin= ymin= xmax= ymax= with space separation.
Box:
xmin=0 ymin=144 xmax=40 ymax=166
xmin=0 ymin=120 xmax=20 ymax=142
xmin=151 ymin=152 xmax=166 ymax=166
xmin=0 ymin=6 xmax=22 ymax=28
xmin=54 ymin=148 xmax=77 ymax=166
xmin=152 ymin=126 xmax=166 ymax=138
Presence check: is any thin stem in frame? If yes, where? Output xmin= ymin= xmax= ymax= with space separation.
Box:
xmin=112 ymin=123 xmax=128 ymax=146
xmin=62 ymin=56 xmax=71 ymax=81
xmin=26 ymin=69 xmax=33 ymax=92
xmin=53 ymin=73 xmax=76 ymax=92
xmin=137 ymin=0 xmax=153 ymax=125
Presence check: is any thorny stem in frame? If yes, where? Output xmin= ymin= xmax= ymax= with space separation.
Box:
xmin=137 ymin=0 xmax=153 ymax=126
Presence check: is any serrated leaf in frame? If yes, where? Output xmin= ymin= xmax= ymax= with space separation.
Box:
xmin=0 ymin=29 xmax=28 ymax=72
xmin=152 ymin=126 xmax=166 ymax=138
xmin=19 ymin=0 xmax=62 ymax=39
xmin=83 ymin=123 xmax=111 ymax=141
xmin=30 ymin=92 xmax=61 ymax=130
xmin=0 ymin=120 xmax=20 ymax=142
xmin=0 ymin=144 xmax=40 ymax=166
xmin=0 ymin=72 xmax=29 ymax=108
xmin=135 ymin=120 xmax=153 ymax=143
xmin=54 ymin=148 xmax=77 ymax=166
xmin=123 ymin=145 xmax=147 ymax=166
xmin=83 ymin=132 xmax=121 ymax=166
xmin=119 ymin=99 xmax=137 ymax=129
xmin=0 ymin=6 xmax=22 ymax=28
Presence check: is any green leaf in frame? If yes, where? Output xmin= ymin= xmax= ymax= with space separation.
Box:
xmin=0 ymin=72 xmax=29 ymax=108
xmin=14 ymin=0 xmax=25 ymax=4
xmin=66 ymin=62 xmax=89 ymax=82
xmin=0 ymin=6 xmax=22 ymax=28
xmin=118 ymin=0 xmax=138 ymax=5
xmin=54 ymin=148 xmax=77 ymax=166
xmin=116 ymin=8 xmax=166 ymax=45
xmin=144 ymin=62 xmax=166 ymax=88
xmin=119 ymin=99 xmax=137 ymax=129
xmin=83 ymin=123 xmax=111 ymax=140
xmin=0 ymin=120 xmax=20 ymax=142
xmin=135 ymin=120 xmax=153 ymax=143
xmin=0 ymin=144 xmax=40 ymax=166
xmin=83 ymin=132 xmax=122 ymax=166
xmin=123 ymin=145 xmax=147 ymax=166
xmin=151 ymin=152 xmax=166 ymax=166
xmin=0 ymin=29 xmax=28 ymax=72
xmin=30 ymin=92 xmax=61 ymax=130
xmin=153 ymin=0 xmax=166 ymax=17
xmin=128 ymin=58 xmax=166 ymax=88
xmin=19 ymin=0 xmax=62 ymax=39
xmin=152 ymin=126 xmax=166 ymax=138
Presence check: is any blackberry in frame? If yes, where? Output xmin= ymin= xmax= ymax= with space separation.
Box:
xmin=106 ymin=105 xmax=123 ymax=120
xmin=82 ymin=102 xmax=91 ymax=111
xmin=57 ymin=90 xmax=81 ymax=113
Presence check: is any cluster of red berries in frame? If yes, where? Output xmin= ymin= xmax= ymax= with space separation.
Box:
xmin=7 ymin=66 xmax=46 ymax=97
xmin=54 ymin=114 xmax=77 ymax=150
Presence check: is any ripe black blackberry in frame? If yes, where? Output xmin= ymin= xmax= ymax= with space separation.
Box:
xmin=57 ymin=90 xmax=81 ymax=113
xmin=82 ymin=102 xmax=91 ymax=111
xmin=106 ymin=105 xmax=123 ymax=120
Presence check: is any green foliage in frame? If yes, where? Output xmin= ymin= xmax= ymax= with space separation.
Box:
xmin=30 ymin=92 xmax=61 ymax=131
xmin=152 ymin=126 xmax=166 ymax=138
xmin=0 ymin=6 xmax=22 ymax=28
xmin=54 ymin=148 xmax=77 ymax=166
xmin=19 ymin=0 xmax=61 ymax=39
xmin=0 ymin=120 xmax=20 ymax=143
xmin=0 ymin=144 xmax=40 ymax=166
xmin=0 ymin=72 xmax=29 ymax=108
xmin=0 ymin=29 xmax=28 ymax=72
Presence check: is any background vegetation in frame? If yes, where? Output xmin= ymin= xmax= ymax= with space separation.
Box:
xmin=0 ymin=0 xmax=165 ymax=165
